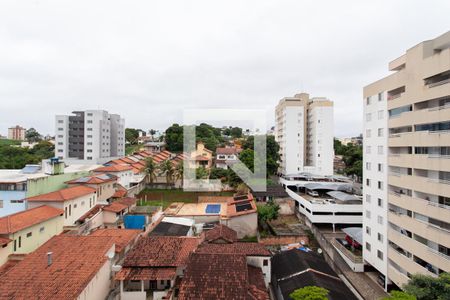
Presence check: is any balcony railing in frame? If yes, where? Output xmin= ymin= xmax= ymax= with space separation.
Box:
xmin=427 ymin=78 xmax=450 ymax=88
xmin=388 ymin=93 xmax=403 ymax=101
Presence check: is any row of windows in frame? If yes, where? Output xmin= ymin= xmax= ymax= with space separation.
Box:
xmin=365 ymin=162 xmax=383 ymax=172
xmin=365 ymin=241 xmax=384 ymax=261
xmin=365 ymin=93 xmax=384 ymax=105
xmin=366 ymin=179 xmax=383 ymax=190
xmin=13 ymin=226 xmax=45 ymax=252
xmin=365 ymin=145 xmax=384 ymax=155
xmin=366 ymin=128 xmax=384 ymax=138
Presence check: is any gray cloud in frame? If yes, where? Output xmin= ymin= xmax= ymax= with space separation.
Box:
xmin=0 ymin=0 xmax=449 ymax=137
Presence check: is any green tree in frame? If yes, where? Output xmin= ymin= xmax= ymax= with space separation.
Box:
xmin=382 ymin=290 xmax=416 ymax=300
xmin=196 ymin=167 xmax=209 ymax=179
xmin=149 ymin=129 xmax=156 ymax=140
xmin=25 ymin=128 xmax=42 ymax=143
xmin=209 ymin=167 xmax=228 ymax=181
xmin=159 ymin=160 xmax=175 ymax=185
xmin=239 ymin=149 xmax=255 ymax=171
xmin=29 ymin=141 xmax=54 ymax=158
xmin=289 ymin=286 xmax=329 ymax=300
xmin=403 ymin=273 xmax=450 ymax=300
xmin=165 ymin=124 xmax=184 ymax=152
xmin=174 ymin=162 xmax=184 ymax=186
xmin=230 ymin=127 xmax=243 ymax=138
xmin=242 ymin=135 xmax=280 ymax=175
xmin=144 ymin=157 xmax=158 ymax=184
xmin=257 ymin=200 xmax=280 ymax=223
xmin=125 ymin=128 xmax=139 ymax=145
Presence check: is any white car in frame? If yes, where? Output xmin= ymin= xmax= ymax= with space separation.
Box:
xmin=307 ymin=190 xmax=319 ymax=197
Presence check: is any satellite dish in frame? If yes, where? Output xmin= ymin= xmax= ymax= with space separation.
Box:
xmin=317 ymin=248 xmax=323 ymax=254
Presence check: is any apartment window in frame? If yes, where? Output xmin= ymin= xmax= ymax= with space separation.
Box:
xmin=87 ymin=142 xmax=92 ymax=145
xmin=366 ymin=179 xmax=371 ymax=187
xmin=378 ymin=198 xmax=383 ymax=207
xmin=378 ymin=181 xmax=383 ymax=190
xmin=18 ymin=236 xmax=21 ymax=248
xmin=378 ymin=92 xmax=383 ymax=101
xmin=39 ymin=227 xmax=45 ymax=233
xmin=58 ymin=128 xmax=64 ymax=131
xmin=87 ymin=149 xmax=92 ymax=153
xmin=366 ymin=242 xmax=371 ymax=251
xmin=87 ymin=157 xmax=92 ymax=160
xmin=366 ymin=226 xmax=371 ymax=235
xmin=26 ymin=232 xmax=32 ymax=238
xmin=377 ymin=233 xmax=383 ymax=243
xmin=87 ymin=135 xmax=93 ymax=138
xmin=366 ymin=129 xmax=371 ymax=138
xmin=377 ymin=250 xmax=384 ymax=260
xmin=13 ymin=240 xmax=16 ymax=251
xmin=378 ymin=163 xmax=383 ymax=172
xmin=366 ymin=146 xmax=371 ymax=154
xmin=58 ymin=135 xmax=63 ymax=138
xmin=378 ymin=110 xmax=384 ymax=120
xmin=58 ymin=142 xmax=63 ymax=145
xmin=87 ymin=128 xmax=93 ymax=131
xmin=377 ymin=215 xmax=383 ymax=225
xmin=366 ymin=210 xmax=371 ymax=219
xmin=366 ymin=194 xmax=371 ymax=203
xmin=366 ymin=162 xmax=371 ymax=171
xmin=366 ymin=113 xmax=372 ymax=122
xmin=366 ymin=97 xmax=371 ymax=105
xmin=378 ymin=128 xmax=383 ymax=137
xmin=263 ymin=259 xmax=268 ymax=266
xmin=378 ymin=146 xmax=384 ymax=155
xmin=64 ymin=207 xmax=67 ymax=219
xmin=87 ymin=120 xmax=93 ymax=124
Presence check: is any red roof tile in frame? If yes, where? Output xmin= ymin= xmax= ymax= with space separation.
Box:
xmin=178 ymin=253 xmax=249 ymax=300
xmin=112 ymin=189 xmax=127 ymax=198
xmin=103 ymin=201 xmax=128 ymax=213
xmin=123 ymin=236 xmax=200 ymax=267
xmin=216 ymin=147 xmax=239 ymax=155
xmin=89 ymin=228 xmax=141 ymax=253
xmin=0 ymin=235 xmax=114 ymax=299
xmin=115 ymin=267 xmax=176 ymax=281
xmin=0 ymin=236 xmax=12 ymax=246
xmin=93 ymin=164 xmax=132 ymax=172
xmin=196 ymin=242 xmax=271 ymax=256
xmin=0 ymin=206 xmax=63 ymax=234
xmin=204 ymin=224 xmax=238 ymax=243
xmin=116 ymin=197 xmax=137 ymax=207
xmin=26 ymin=185 xmax=96 ymax=202
xmin=77 ymin=204 xmax=104 ymax=222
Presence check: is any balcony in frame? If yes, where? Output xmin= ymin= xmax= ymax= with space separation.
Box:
xmin=388 ymin=245 xmax=437 ymax=278
xmin=388 ymin=265 xmax=410 ymax=288
xmin=389 ymin=106 xmax=450 ymax=128
xmin=389 ymin=131 xmax=450 ymax=147
xmin=388 ymin=228 xmax=450 ymax=272
xmin=388 ymin=153 xmax=450 ymax=171
xmin=388 ymin=192 xmax=450 ymax=224
xmin=388 ymin=211 xmax=450 ymax=249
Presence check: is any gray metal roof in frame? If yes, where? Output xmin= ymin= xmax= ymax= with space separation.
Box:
xmin=326 ymin=191 xmax=360 ymax=201
xmin=342 ymin=227 xmax=363 ymax=245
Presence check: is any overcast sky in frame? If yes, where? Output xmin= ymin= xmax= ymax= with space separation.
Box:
xmin=1 ymin=1 xmax=449 ymax=137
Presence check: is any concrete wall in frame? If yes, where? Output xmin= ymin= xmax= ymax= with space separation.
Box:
xmin=8 ymin=215 xmax=63 ymax=256
xmin=222 ymin=213 xmax=258 ymax=238
xmin=0 ymin=190 xmax=26 ymax=217
xmin=246 ymin=256 xmax=271 ymax=287
xmin=77 ymin=247 xmax=114 ymax=300
xmin=26 ymin=171 xmax=90 ymax=198
xmin=0 ymin=241 xmax=13 ymax=266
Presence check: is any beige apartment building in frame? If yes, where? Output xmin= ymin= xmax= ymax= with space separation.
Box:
xmin=275 ymin=93 xmax=334 ymax=176
xmin=363 ymin=31 xmax=450 ymax=289
xmin=8 ymin=125 xmax=26 ymax=140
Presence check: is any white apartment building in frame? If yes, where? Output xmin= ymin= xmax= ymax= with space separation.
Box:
xmin=275 ymin=93 xmax=334 ymax=176
xmin=363 ymin=31 xmax=450 ymax=290
xmin=55 ymin=110 xmax=125 ymax=163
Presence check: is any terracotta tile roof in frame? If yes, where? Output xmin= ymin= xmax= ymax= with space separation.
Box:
xmin=0 ymin=206 xmax=63 ymax=234
xmin=66 ymin=173 xmax=117 ymax=185
xmin=112 ymin=189 xmax=127 ymax=198
xmin=196 ymin=242 xmax=271 ymax=256
xmin=26 ymin=185 xmax=96 ymax=202
xmin=93 ymin=164 xmax=132 ymax=172
xmin=103 ymin=201 xmax=128 ymax=213
xmin=0 ymin=259 xmax=20 ymax=277
xmin=178 ymin=253 xmax=250 ymax=300
xmin=216 ymin=147 xmax=239 ymax=155
xmin=115 ymin=267 xmax=176 ymax=281
xmin=0 ymin=237 xmax=12 ymax=246
xmin=247 ymin=265 xmax=267 ymax=291
xmin=194 ymin=155 xmax=210 ymax=161
xmin=204 ymin=224 xmax=238 ymax=243
xmin=116 ymin=197 xmax=137 ymax=207
xmin=0 ymin=235 xmax=114 ymax=299
xmin=77 ymin=204 xmax=104 ymax=222
xmin=89 ymin=228 xmax=141 ymax=253
xmin=123 ymin=236 xmax=200 ymax=267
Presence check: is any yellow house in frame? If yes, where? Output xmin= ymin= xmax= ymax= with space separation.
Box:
xmin=189 ymin=142 xmax=213 ymax=169
xmin=0 ymin=205 xmax=64 ymax=266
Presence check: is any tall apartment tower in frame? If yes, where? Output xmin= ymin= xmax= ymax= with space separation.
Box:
xmin=55 ymin=110 xmax=125 ymax=163
xmin=363 ymin=31 xmax=450 ymax=290
xmin=275 ymin=93 xmax=334 ymax=176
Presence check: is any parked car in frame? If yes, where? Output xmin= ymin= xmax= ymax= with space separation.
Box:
xmin=307 ymin=190 xmax=319 ymax=197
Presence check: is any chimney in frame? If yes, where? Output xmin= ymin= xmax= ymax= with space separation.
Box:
xmin=47 ymin=252 xmax=53 ymax=266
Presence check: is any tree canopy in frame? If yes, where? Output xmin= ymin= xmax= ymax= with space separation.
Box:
xmin=0 ymin=140 xmax=54 ymax=169
xmin=334 ymin=139 xmax=362 ymax=178
xmin=402 ymin=273 xmax=450 ymax=300
xmin=289 ymin=286 xmax=329 ymax=300
xmin=125 ymin=128 xmax=140 ymax=145
xmin=25 ymin=128 xmax=42 ymax=143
